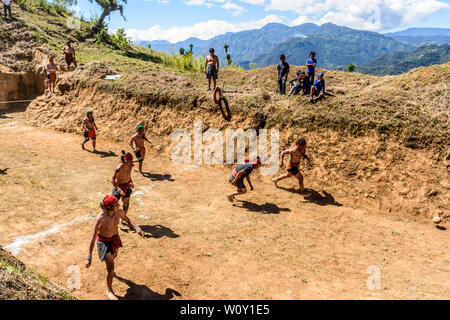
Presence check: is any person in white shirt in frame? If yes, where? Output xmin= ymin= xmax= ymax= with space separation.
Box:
xmin=2 ymin=0 xmax=12 ymax=19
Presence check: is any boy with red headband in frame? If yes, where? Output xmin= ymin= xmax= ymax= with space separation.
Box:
xmin=85 ymin=194 xmax=142 ymax=300
xmin=273 ymin=139 xmax=311 ymax=196
xmin=226 ymin=157 xmax=261 ymax=202
xmin=111 ymin=151 xmax=144 ymax=235
xmin=81 ymin=110 xmax=98 ymax=152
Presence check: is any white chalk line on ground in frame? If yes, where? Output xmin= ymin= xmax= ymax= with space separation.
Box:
xmin=3 ymin=214 xmax=91 ymax=255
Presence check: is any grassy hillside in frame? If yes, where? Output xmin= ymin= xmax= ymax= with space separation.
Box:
xmin=357 ymin=44 xmax=450 ymax=75
xmin=0 ymin=248 xmax=72 ymax=300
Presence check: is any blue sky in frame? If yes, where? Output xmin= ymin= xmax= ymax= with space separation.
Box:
xmin=74 ymin=0 xmax=450 ymax=42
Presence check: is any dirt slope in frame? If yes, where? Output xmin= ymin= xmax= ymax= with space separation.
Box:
xmin=1 ymin=110 xmax=449 ymax=300
xmin=0 ymin=247 xmax=71 ymax=300
xmin=24 ymin=65 xmax=450 ymax=221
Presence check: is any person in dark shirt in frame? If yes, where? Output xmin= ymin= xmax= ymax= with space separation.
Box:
xmin=288 ymin=70 xmax=311 ymax=97
xmin=276 ymin=54 xmax=290 ymax=95
xmin=309 ymin=72 xmax=325 ymax=103
xmin=226 ymin=157 xmax=262 ymax=202
xmin=306 ymin=51 xmax=317 ymax=84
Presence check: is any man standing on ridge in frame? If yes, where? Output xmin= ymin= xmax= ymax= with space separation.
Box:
xmin=130 ymin=124 xmax=152 ymax=176
xmin=111 ymin=151 xmax=144 ymax=237
xmin=81 ymin=110 xmax=98 ymax=152
xmin=277 ymin=54 xmax=290 ymax=95
xmin=85 ymin=195 xmax=142 ymax=300
xmin=226 ymin=157 xmax=261 ymax=203
xmin=2 ymin=0 xmax=12 ymax=20
xmin=273 ymin=139 xmax=311 ymax=196
xmin=306 ymin=51 xmax=317 ymax=84
xmin=63 ymin=40 xmax=77 ymax=71
xmin=46 ymin=56 xmax=58 ymax=94
xmin=205 ymin=48 xmax=219 ymax=91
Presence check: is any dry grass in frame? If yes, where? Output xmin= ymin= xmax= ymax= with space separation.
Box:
xmin=0 ymin=249 xmax=72 ymax=300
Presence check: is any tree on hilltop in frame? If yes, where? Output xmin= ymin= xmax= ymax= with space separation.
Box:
xmin=89 ymin=0 xmax=128 ymax=34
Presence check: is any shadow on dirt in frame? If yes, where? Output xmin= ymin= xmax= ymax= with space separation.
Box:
xmin=114 ymin=274 xmax=181 ymax=300
xmin=140 ymin=225 xmax=180 ymax=239
xmin=236 ymin=200 xmax=291 ymax=214
xmin=0 ymin=168 xmax=8 ymax=175
xmin=92 ymin=150 xmax=118 ymax=158
xmin=141 ymin=172 xmax=175 ymax=181
xmin=278 ymin=187 xmax=342 ymax=206
xmin=436 ymin=226 xmax=447 ymax=231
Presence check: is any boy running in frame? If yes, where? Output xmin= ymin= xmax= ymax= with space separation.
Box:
xmin=309 ymin=72 xmax=325 ymax=104
xmin=130 ymin=124 xmax=152 ymax=175
xmin=205 ymin=48 xmax=219 ymax=90
xmin=273 ymin=139 xmax=310 ymax=196
xmin=306 ymin=51 xmax=317 ymax=84
xmin=111 ymin=151 xmax=144 ymax=236
xmin=81 ymin=110 xmax=98 ymax=152
xmin=226 ymin=157 xmax=261 ymax=202
xmin=85 ymin=195 xmax=142 ymax=300
xmin=46 ymin=56 xmax=58 ymax=94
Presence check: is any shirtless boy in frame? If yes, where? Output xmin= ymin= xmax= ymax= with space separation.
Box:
xmin=85 ymin=195 xmax=143 ymax=300
xmin=81 ymin=110 xmax=98 ymax=152
xmin=63 ymin=40 xmax=77 ymax=71
xmin=273 ymin=139 xmax=310 ymax=196
xmin=204 ymin=48 xmax=219 ymax=90
xmin=46 ymin=56 xmax=58 ymax=94
xmin=130 ymin=124 xmax=152 ymax=175
xmin=226 ymin=157 xmax=261 ymax=202
xmin=111 ymin=151 xmax=144 ymax=234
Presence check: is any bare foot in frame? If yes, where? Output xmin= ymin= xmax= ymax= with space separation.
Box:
xmin=106 ymin=291 xmax=118 ymax=300
xmin=272 ymin=178 xmax=278 ymax=188
xmin=226 ymin=194 xmax=234 ymax=203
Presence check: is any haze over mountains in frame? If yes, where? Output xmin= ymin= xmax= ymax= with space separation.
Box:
xmin=138 ymin=23 xmax=450 ymax=76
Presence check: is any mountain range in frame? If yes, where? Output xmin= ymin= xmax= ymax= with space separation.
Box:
xmin=356 ymin=44 xmax=450 ymax=76
xmin=138 ymin=24 xmax=450 ymax=75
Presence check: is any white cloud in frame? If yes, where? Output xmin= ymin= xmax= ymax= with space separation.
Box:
xmin=127 ymin=14 xmax=283 ymax=42
xmin=222 ymin=2 xmax=245 ymax=16
xmin=185 ymin=0 xmax=215 ymax=8
xmin=265 ymin=0 xmax=449 ymax=31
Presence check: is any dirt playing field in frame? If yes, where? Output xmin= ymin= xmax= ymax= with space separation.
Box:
xmin=1 ymin=107 xmax=449 ymax=300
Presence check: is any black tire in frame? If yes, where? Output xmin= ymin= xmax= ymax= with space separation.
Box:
xmin=218 ymin=97 xmax=231 ymax=121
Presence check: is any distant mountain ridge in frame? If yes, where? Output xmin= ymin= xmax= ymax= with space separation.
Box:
xmin=254 ymin=23 xmax=413 ymax=69
xmin=139 ymin=22 xmax=320 ymax=66
xmin=356 ymin=44 xmax=450 ymax=75
xmin=384 ymin=27 xmax=450 ymax=46
xmin=137 ymin=24 xmax=450 ymax=74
